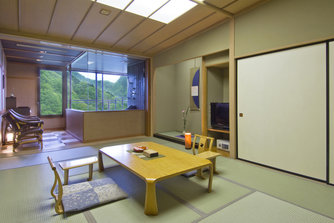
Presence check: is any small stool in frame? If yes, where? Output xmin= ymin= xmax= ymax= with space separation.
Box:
xmin=58 ymin=156 xmax=98 ymax=185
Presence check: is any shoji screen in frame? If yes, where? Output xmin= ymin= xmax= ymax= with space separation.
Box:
xmin=330 ymin=41 xmax=334 ymax=184
xmin=237 ymin=43 xmax=327 ymax=180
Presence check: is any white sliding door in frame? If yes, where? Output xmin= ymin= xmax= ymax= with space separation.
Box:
xmin=237 ymin=43 xmax=327 ymax=180
xmin=330 ymin=41 xmax=334 ymax=184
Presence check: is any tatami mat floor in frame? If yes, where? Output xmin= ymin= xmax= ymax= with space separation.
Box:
xmin=0 ymin=135 xmax=333 ymax=223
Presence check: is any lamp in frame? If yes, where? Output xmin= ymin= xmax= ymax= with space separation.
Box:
xmin=184 ymin=132 xmax=191 ymax=150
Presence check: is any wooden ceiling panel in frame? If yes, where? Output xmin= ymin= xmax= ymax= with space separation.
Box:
xmin=0 ymin=0 xmax=18 ymax=31
xmin=225 ymin=0 xmax=264 ymax=13
xmin=113 ymin=19 xmax=165 ymax=51
xmin=95 ymin=11 xmax=145 ymax=46
xmin=131 ymin=5 xmax=216 ymax=53
xmin=73 ymin=3 xmax=121 ymax=43
xmin=48 ymin=0 xmax=92 ymax=39
xmin=20 ymin=0 xmax=56 ymax=34
xmin=205 ymin=0 xmax=237 ymax=8
xmin=146 ymin=13 xmax=227 ymax=55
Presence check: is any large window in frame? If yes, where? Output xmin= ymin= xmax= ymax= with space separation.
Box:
xmin=39 ymin=69 xmax=63 ymax=116
xmin=69 ymin=52 xmax=146 ymax=111
xmin=70 ymin=72 xmax=129 ymax=111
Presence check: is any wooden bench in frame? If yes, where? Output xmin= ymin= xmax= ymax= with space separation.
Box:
xmin=58 ymin=156 xmax=98 ymax=185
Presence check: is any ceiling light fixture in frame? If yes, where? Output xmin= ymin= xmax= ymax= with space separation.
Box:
xmin=16 ymin=43 xmax=66 ymax=53
xmin=94 ymin=0 xmax=132 ymax=10
xmin=40 ymin=41 xmax=63 ymax=47
xmin=125 ymin=0 xmax=168 ymax=17
xmin=149 ymin=0 xmax=196 ymax=24
xmin=99 ymin=9 xmax=111 ymax=15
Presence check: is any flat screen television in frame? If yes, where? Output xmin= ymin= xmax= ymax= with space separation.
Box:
xmin=210 ymin=102 xmax=229 ymax=130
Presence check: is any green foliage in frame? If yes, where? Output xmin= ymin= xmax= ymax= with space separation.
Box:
xmin=40 ymin=70 xmax=129 ymax=115
xmin=40 ymin=70 xmax=62 ymax=115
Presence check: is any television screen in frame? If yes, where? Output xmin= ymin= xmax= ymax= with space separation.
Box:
xmin=210 ymin=102 xmax=229 ymax=130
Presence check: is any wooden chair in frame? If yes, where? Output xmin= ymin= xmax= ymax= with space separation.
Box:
xmin=192 ymin=134 xmax=221 ymax=178
xmin=47 ymin=156 xmax=127 ymax=214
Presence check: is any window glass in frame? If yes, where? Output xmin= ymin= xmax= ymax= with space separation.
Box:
xmin=69 ymin=61 xmax=145 ymax=111
xmin=71 ymin=72 xmax=96 ymax=111
xmin=40 ymin=69 xmax=63 ymax=115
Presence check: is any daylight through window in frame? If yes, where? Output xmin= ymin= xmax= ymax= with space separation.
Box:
xmin=39 ymin=69 xmax=63 ymax=116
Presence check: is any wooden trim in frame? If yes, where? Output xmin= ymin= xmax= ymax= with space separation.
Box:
xmin=229 ymin=17 xmax=236 ymax=158
xmin=208 ymin=128 xmax=229 ymax=134
xmin=201 ymin=58 xmax=208 ymax=136
xmin=190 ymin=0 xmax=233 ymax=18
xmin=46 ymin=0 xmax=58 ymax=34
xmin=145 ymin=58 xmax=152 ymax=136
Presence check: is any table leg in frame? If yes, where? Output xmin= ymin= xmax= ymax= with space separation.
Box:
xmin=64 ymin=169 xmax=69 ymax=185
xmin=144 ymin=179 xmax=158 ymax=215
xmin=88 ymin=164 xmax=93 ymax=181
xmin=98 ymin=151 xmax=104 ymax=172
xmin=208 ymin=164 xmax=213 ymax=192
xmin=212 ymin=158 xmax=218 ymax=174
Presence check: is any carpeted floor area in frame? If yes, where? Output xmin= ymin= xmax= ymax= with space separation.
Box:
xmin=0 ymin=135 xmax=334 ymax=223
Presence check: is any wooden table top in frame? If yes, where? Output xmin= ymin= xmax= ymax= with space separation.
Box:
xmin=99 ymin=142 xmax=212 ymax=181
xmin=59 ymin=156 xmax=98 ymax=170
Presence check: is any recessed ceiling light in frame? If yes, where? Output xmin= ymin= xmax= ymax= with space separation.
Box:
xmin=95 ymin=0 xmax=132 ymax=10
xmin=149 ymin=0 xmax=196 ymax=24
xmin=99 ymin=9 xmax=111 ymax=15
xmin=126 ymin=0 xmax=168 ymax=17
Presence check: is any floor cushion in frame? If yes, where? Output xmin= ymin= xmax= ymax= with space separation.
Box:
xmin=61 ymin=177 xmax=127 ymax=212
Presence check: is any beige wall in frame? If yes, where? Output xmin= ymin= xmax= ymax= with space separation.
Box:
xmin=6 ymin=62 xmax=38 ymax=115
xmin=153 ymin=0 xmax=334 ymax=156
xmin=235 ymin=0 xmax=334 ymax=57
xmin=154 ymin=0 xmax=334 ymax=65
xmin=154 ymin=64 xmax=177 ymax=133
xmin=154 ymin=58 xmax=202 ymax=134
xmin=6 ymin=61 xmax=65 ymax=129
xmin=153 ymin=21 xmax=230 ymax=68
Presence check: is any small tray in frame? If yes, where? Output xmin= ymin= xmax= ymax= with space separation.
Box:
xmin=132 ymin=146 xmax=147 ymax=153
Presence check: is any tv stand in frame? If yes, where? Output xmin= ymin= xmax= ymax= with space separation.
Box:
xmin=208 ymin=128 xmax=230 ymax=134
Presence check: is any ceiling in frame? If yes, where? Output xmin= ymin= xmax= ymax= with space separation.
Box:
xmin=0 ymin=0 xmax=265 ymax=58
xmin=1 ymin=39 xmax=83 ymax=67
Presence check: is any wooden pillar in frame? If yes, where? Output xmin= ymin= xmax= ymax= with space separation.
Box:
xmin=229 ymin=17 xmax=236 ymax=158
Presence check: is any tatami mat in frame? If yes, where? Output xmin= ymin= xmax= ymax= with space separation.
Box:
xmin=217 ymin=157 xmax=334 ymax=219
xmin=1 ymin=136 xmax=334 ymax=223
xmin=198 ymin=192 xmax=334 ymax=223
xmin=158 ymin=175 xmax=251 ymax=214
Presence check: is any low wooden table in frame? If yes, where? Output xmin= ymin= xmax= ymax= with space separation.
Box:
xmin=98 ymin=142 xmax=213 ymax=215
xmin=58 ymin=156 xmax=98 ymax=185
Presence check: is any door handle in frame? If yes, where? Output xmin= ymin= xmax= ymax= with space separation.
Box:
xmin=239 ymin=113 xmax=244 ymax=117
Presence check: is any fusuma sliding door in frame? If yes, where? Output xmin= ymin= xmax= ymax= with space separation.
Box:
xmin=237 ymin=43 xmax=327 ymax=181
